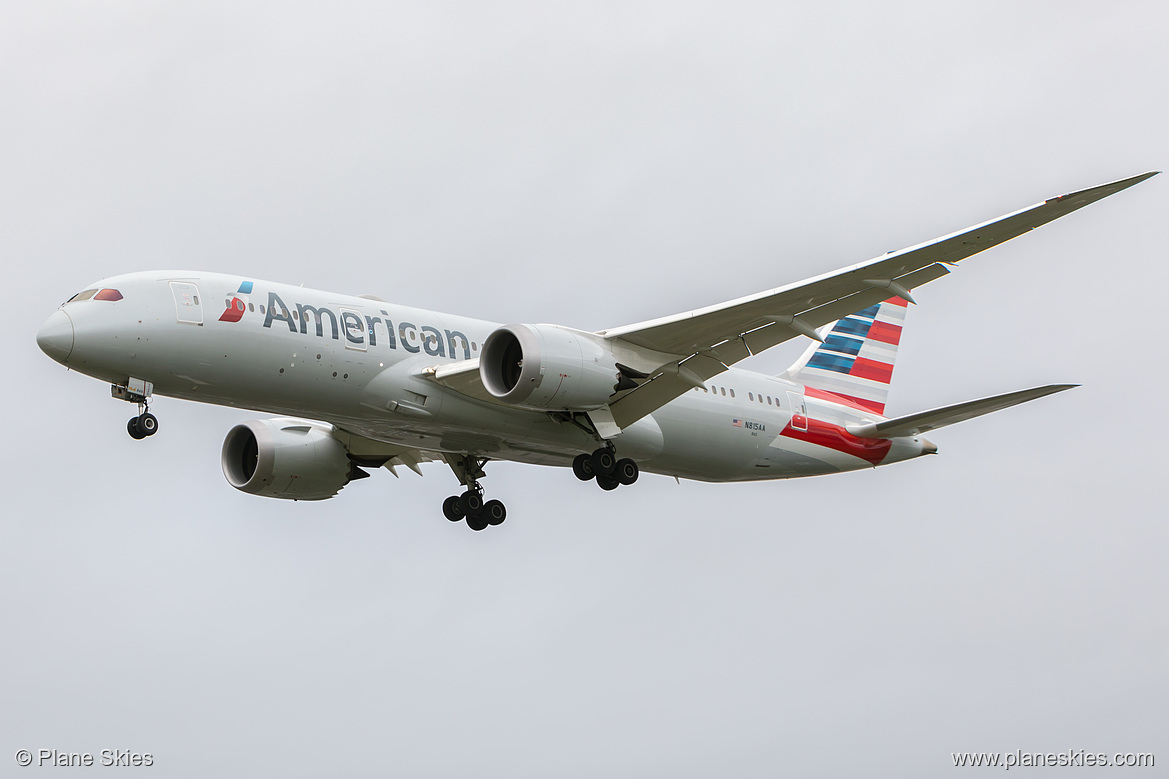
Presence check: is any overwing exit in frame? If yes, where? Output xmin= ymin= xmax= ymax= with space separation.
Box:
xmin=36 ymin=172 xmax=1158 ymax=530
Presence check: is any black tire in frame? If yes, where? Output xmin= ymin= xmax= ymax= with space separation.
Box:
xmin=590 ymin=448 xmax=616 ymax=476
xmin=466 ymin=511 xmax=489 ymax=531
xmin=572 ymin=453 xmax=595 ymax=481
xmin=127 ymin=417 xmax=146 ymax=440
xmin=483 ymin=499 xmax=507 ymax=526
xmin=597 ymin=474 xmax=620 ymax=491
xmin=138 ymin=412 xmax=158 ymax=436
xmin=615 ymin=458 xmax=639 ymax=485
xmin=442 ymin=495 xmax=464 ymax=522
xmin=459 ymin=491 xmax=484 ymax=516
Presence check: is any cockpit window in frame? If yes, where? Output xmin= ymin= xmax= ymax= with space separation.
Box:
xmin=66 ymin=288 xmax=123 ymax=303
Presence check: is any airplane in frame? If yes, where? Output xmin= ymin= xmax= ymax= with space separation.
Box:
xmin=36 ymin=172 xmax=1157 ymax=530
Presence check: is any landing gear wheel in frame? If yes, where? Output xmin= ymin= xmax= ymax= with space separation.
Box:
xmin=572 ymin=453 xmax=595 ymax=481
xmin=597 ymin=474 xmax=620 ymax=491
xmin=615 ymin=458 xmax=639 ymax=485
xmin=444 ymin=455 xmax=508 ymax=528
xmin=483 ymin=499 xmax=507 ymax=526
xmin=138 ymin=412 xmax=158 ymax=436
xmin=459 ymin=490 xmax=484 ymax=516
xmin=127 ymin=417 xmax=146 ymax=440
xmin=590 ymin=448 xmax=616 ymax=477
xmin=442 ymin=496 xmax=465 ymax=522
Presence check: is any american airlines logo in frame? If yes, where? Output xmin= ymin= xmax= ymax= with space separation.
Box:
xmin=218 ymin=281 xmax=252 ymax=323
xmin=218 ymin=281 xmax=473 ymax=359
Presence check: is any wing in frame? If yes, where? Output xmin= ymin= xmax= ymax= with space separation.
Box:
xmin=331 ymin=427 xmax=442 ymax=476
xmin=599 ymin=172 xmax=1157 ymax=428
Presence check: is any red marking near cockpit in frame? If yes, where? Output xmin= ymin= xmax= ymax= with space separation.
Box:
xmin=219 ymin=297 xmax=246 ymax=323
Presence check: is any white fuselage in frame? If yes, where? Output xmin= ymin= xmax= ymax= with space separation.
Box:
xmin=39 ymin=271 xmax=933 ymax=482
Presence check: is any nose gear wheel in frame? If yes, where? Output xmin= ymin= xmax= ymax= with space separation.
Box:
xmin=127 ymin=410 xmax=158 ymax=439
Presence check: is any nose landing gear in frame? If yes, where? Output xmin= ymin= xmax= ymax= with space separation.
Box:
xmin=113 ymin=379 xmax=158 ymax=440
xmin=442 ymin=455 xmax=507 ymax=531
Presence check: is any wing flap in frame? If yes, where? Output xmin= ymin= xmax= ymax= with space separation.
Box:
xmin=846 ymin=384 xmax=1077 ymax=438
xmin=330 ymin=427 xmax=443 ymax=476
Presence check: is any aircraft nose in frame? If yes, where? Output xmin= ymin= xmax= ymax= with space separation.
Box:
xmin=921 ymin=437 xmax=938 ymax=455
xmin=37 ymin=309 xmax=74 ymax=364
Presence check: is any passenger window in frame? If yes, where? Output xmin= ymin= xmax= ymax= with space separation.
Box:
xmin=720 ymin=387 xmax=726 ymax=396
xmin=729 ymin=389 xmax=735 ymax=398
xmin=767 ymin=396 xmax=773 ymax=405
xmin=748 ymin=392 xmax=754 ymax=401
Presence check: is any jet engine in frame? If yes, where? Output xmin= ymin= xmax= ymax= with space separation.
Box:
xmin=480 ymin=324 xmax=622 ymax=411
xmin=221 ymin=418 xmax=356 ymax=500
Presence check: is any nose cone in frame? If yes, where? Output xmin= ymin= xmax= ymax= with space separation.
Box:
xmin=37 ymin=309 xmax=74 ymax=364
xmin=921 ymin=437 xmax=938 ymax=455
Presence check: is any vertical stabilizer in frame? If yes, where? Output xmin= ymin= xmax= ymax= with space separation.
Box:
xmin=783 ymin=297 xmax=908 ymax=414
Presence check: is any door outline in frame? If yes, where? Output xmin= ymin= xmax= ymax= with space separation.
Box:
xmin=170 ymin=281 xmax=203 ymax=326
xmin=339 ymin=307 xmax=368 ymax=352
xmin=787 ymin=391 xmax=808 ymax=431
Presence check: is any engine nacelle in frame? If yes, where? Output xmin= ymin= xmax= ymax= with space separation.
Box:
xmin=221 ymin=418 xmax=354 ymax=501
xmin=480 ymin=324 xmax=621 ymax=411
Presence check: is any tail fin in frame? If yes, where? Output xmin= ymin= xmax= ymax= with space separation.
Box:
xmin=783 ymin=297 xmax=908 ymax=414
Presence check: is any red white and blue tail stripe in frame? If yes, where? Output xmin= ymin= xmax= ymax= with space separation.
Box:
xmin=783 ymin=297 xmax=907 ymax=414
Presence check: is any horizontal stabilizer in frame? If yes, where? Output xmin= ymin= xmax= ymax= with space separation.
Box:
xmin=846 ymin=384 xmax=1077 ymax=438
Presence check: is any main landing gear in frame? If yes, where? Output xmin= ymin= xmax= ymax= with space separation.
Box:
xmin=573 ymin=446 xmax=638 ymax=491
xmin=442 ymin=455 xmax=507 ymax=531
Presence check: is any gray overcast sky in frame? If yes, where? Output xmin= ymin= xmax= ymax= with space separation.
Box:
xmin=3 ymin=2 xmax=1166 ymax=776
